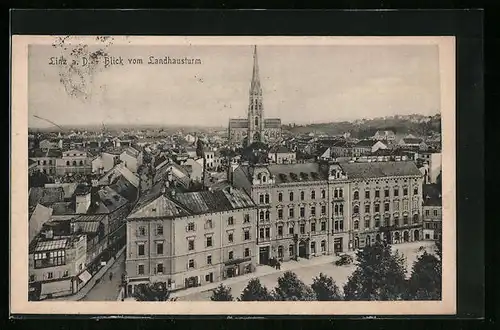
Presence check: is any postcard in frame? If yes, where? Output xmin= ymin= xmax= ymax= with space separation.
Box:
xmin=11 ymin=35 xmax=456 ymax=315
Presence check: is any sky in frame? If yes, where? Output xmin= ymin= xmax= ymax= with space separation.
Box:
xmin=28 ymin=44 xmax=441 ymax=128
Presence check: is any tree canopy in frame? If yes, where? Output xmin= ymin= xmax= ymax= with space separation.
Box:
xmin=343 ymin=241 xmax=408 ymax=301
xmin=239 ymin=278 xmax=273 ymax=301
xmin=311 ymin=273 xmax=342 ymax=301
xmin=132 ymin=282 xmax=172 ymax=301
xmin=272 ymin=271 xmax=316 ymax=301
xmin=407 ymin=251 xmax=442 ymax=300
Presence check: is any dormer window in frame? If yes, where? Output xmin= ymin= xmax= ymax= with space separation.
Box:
xmin=262 ymin=175 xmax=267 ymax=183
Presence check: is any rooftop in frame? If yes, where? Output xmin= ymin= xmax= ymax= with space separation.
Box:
xmin=423 ymin=183 xmax=442 ymax=206
xmin=267 ymin=163 xmax=327 ymax=184
xmin=340 ymin=161 xmax=422 ymax=180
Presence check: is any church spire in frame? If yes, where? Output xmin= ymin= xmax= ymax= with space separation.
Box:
xmin=250 ymin=45 xmax=261 ymax=93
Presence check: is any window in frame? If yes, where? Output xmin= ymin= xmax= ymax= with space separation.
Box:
xmin=157 ymin=263 xmax=164 ymax=274
xmin=206 ymin=236 xmax=213 ymax=247
xmin=229 ymin=251 xmax=234 ymax=260
xmin=414 ymin=188 xmax=418 ymax=195
xmin=339 ymin=220 xmax=344 ymax=231
xmin=289 ymin=245 xmax=294 ymax=256
xmin=334 ymin=189 xmax=338 ymax=198
xmin=265 ymin=211 xmax=270 ymax=221
xmin=138 ymin=243 xmax=145 ymax=256
xmin=403 ymin=188 xmax=408 ymax=196
xmin=311 ymin=241 xmax=316 ymax=254
xmin=311 ymin=190 xmax=316 ymax=199
xmin=354 ymin=220 xmax=359 ymax=230
xmin=259 ymin=210 xmax=265 ymax=221
xmin=300 ymin=191 xmax=305 ymax=200
xmin=375 ymin=217 xmax=380 ymax=228
xmin=138 ymin=264 xmax=145 ymax=275
xmin=403 ymin=200 xmax=409 ymax=211
xmin=72 ymin=161 xmax=77 ymax=166
xmin=413 ymin=214 xmax=419 ymax=223
xmin=375 ymin=190 xmax=380 ymax=198
xmin=228 ymin=232 xmax=234 ymax=243
xmin=156 ymin=224 xmax=163 ymax=235
xmin=187 ymin=222 xmax=195 ymax=232
xmin=47 ymin=272 xmax=53 ymax=279
xmin=321 ymin=240 xmax=326 ymax=252
xmin=353 ymin=205 xmax=359 ymax=214
xmin=79 ymin=160 xmax=84 ymax=166
xmin=278 ymin=192 xmax=283 ymax=202
xmin=300 ymin=223 xmax=305 ymax=234
xmin=188 ymin=239 xmax=195 ymax=251
xmin=339 ymin=204 xmax=344 ymax=215
xmin=259 ymin=194 xmax=264 ymax=204
xmin=384 ymin=215 xmax=390 ymax=227
xmin=278 ymin=225 xmax=283 ymax=236
xmin=278 ymin=209 xmax=283 ymax=219
xmin=311 ymin=206 xmax=316 ymax=216
xmin=289 ymin=226 xmax=294 ymax=235
xmin=353 ymin=191 xmax=359 ymax=200
xmin=207 ymin=255 xmax=212 ymax=265
xmin=265 ymin=228 xmax=270 ymax=238
xmin=365 ymin=204 xmax=370 ymax=213
xmin=321 ymin=205 xmax=326 ymax=215
xmin=265 ymin=194 xmax=270 ymax=203
xmin=63 ymin=270 xmax=69 ymax=277
xmin=244 ymin=229 xmax=250 ymax=240
xmin=425 ymin=210 xmax=430 ymax=216
xmin=384 ymin=189 xmax=390 ymax=198
xmin=289 ymin=207 xmax=294 ymax=218
xmin=244 ymin=248 xmax=250 ymax=257
xmin=259 ymin=228 xmax=264 ymax=239
xmin=339 ymin=189 xmax=343 ymax=198
xmin=321 ymin=190 xmax=326 ymax=199
xmin=29 ymin=274 xmax=36 ymax=282
xmin=394 ymin=201 xmax=400 ymax=210
xmin=65 ymin=161 xmax=69 ymax=166
xmin=156 ymin=242 xmax=164 ymax=255
xmin=138 ymin=226 xmax=146 ymax=236
xmin=403 ymin=215 xmax=409 ymax=225
xmin=311 ymin=222 xmax=316 ymax=232
xmin=289 ymin=192 xmax=294 ymax=201
xmin=278 ymin=246 xmax=284 ymax=258
xmin=433 ymin=209 xmax=438 ymax=216
xmin=394 ymin=188 xmax=399 ymax=197
xmin=321 ymin=221 xmax=326 ymax=231
xmin=365 ymin=218 xmax=370 ymax=228
xmin=188 ymin=259 xmax=195 ymax=268
xmin=384 ymin=202 xmax=390 ymax=212
xmin=334 ymin=220 xmax=339 ymax=231
xmin=394 ymin=216 xmax=399 ymax=226
xmin=300 ymin=207 xmax=305 ymax=218
xmin=205 ymin=219 xmax=213 ymax=229
xmin=374 ymin=203 xmax=380 ymax=213
xmin=228 ymin=217 xmax=234 ymax=225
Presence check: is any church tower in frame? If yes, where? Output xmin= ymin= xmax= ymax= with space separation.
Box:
xmin=247 ymin=45 xmax=264 ymax=145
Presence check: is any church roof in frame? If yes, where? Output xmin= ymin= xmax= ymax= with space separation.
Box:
xmin=229 ymin=119 xmax=249 ymax=128
xmin=264 ymin=118 xmax=282 ymax=128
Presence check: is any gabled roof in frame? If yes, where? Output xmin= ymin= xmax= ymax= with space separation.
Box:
xmin=88 ymin=186 xmax=128 ymax=214
xmin=267 ymin=163 xmax=328 ymax=184
xmin=29 ymin=187 xmax=65 ymax=209
xmin=271 ymin=145 xmax=293 ymax=154
xmin=340 ymin=161 xmax=422 ymax=179
xmin=355 ymin=140 xmax=377 ymax=148
xmin=423 ymin=184 xmax=442 ymax=206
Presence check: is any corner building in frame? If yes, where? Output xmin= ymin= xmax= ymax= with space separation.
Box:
xmin=125 ymin=183 xmax=257 ymax=295
xmin=231 ymin=160 xmax=423 ymax=264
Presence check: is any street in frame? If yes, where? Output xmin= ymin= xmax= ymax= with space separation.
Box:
xmin=81 ymin=251 xmax=126 ymax=301
xmin=175 ymin=241 xmax=436 ymax=301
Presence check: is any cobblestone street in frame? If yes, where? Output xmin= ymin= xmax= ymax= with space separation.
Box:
xmin=81 ymin=252 xmax=126 ymax=301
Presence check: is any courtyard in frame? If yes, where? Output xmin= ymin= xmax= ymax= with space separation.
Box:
xmin=173 ymin=241 xmax=437 ymax=301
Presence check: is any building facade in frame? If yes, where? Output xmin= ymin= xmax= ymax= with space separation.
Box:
xmin=125 ymin=185 xmax=257 ymax=295
xmin=228 ymin=46 xmax=282 ymax=146
xmin=422 ymin=183 xmax=442 ymax=241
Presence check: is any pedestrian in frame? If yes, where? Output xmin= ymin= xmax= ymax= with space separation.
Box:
xmin=109 ymin=272 xmax=113 ymax=281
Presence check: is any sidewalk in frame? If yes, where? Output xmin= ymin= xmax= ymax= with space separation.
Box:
xmin=51 ymin=246 xmax=126 ymax=301
xmin=170 ymin=253 xmax=341 ymax=299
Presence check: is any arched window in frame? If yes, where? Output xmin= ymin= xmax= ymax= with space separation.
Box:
xmin=278 ymin=246 xmax=284 ymax=258
xmin=257 ymin=173 xmax=262 ymax=179
xmin=262 ymin=176 xmax=267 ymax=183
xmin=79 ymin=160 xmax=83 ymax=166
xmin=353 ymin=205 xmax=359 ymax=214
xmin=300 ymin=191 xmax=305 ymax=200
xmin=289 ymin=192 xmax=294 ymax=201
xmin=321 ymin=189 xmax=326 ymax=199
xmin=259 ymin=211 xmax=265 ymax=221
xmin=72 ymin=161 xmax=77 ymax=166
xmin=255 ymin=117 xmax=259 ymax=127
xmin=412 ymin=214 xmax=419 ymax=223
xmin=331 ymin=170 xmax=335 ymax=177
xmin=265 ymin=211 xmax=270 ymax=221
xmin=66 ymin=161 xmax=70 ymax=166
xmin=311 ymin=190 xmax=316 ymax=200
xmin=354 ymin=220 xmax=359 ymax=230
xmin=278 ymin=193 xmax=283 ymax=202
xmin=353 ymin=191 xmax=359 ymax=200
xmin=43 ymin=160 xmax=47 ymax=165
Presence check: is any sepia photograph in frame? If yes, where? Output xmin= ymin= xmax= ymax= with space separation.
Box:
xmin=11 ymin=35 xmax=456 ymax=315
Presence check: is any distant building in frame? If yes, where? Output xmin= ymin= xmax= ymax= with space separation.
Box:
xmin=119 ymin=146 xmax=143 ymax=174
xmin=418 ymin=151 xmax=442 ymax=184
xmin=228 ymin=46 xmax=282 ymax=146
xmin=352 ymin=140 xmax=388 ymax=157
xmin=269 ymin=146 xmax=296 ymax=164
xmin=55 ymin=149 xmax=92 ymax=175
xmin=373 ymin=130 xmax=396 ymax=142
xmin=398 ymin=136 xmax=428 ymax=150
xmin=125 ymin=185 xmax=257 ymax=295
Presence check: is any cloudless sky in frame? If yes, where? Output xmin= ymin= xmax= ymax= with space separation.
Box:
xmin=28 ymin=44 xmax=440 ymax=128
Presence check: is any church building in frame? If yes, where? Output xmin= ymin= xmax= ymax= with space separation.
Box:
xmin=228 ymin=46 xmax=282 ymax=146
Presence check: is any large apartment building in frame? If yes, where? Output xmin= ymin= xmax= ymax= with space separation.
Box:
xmin=125 ymin=182 xmax=257 ymax=296
xmin=231 ymin=160 xmax=424 ymax=264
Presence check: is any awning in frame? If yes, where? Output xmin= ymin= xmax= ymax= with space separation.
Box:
xmin=78 ymin=270 xmax=92 ymax=284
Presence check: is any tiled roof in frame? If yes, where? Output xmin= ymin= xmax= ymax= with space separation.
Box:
xmin=33 ymin=238 xmax=69 ymax=252
xmin=89 ymin=186 xmax=128 ymax=214
xmin=29 ymin=187 xmax=65 ymax=209
xmin=51 ymin=202 xmax=75 ymax=215
xmin=423 ymin=184 xmax=442 ymax=206
xmin=72 ymin=214 xmax=107 ymax=222
xmin=229 ymin=119 xmax=249 ymax=128
xmin=267 ymin=163 xmax=328 ymax=184
xmin=44 ymin=183 xmax=79 ymax=199
xmin=73 ymin=220 xmax=101 ymax=234
xmin=128 ymin=193 xmax=191 ymax=219
xmin=340 ymin=161 xmax=422 ymax=180
xmin=110 ymin=176 xmax=139 ymax=204
xmin=355 ymin=140 xmax=376 ymax=148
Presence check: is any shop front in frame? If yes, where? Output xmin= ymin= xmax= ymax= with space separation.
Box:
xmin=223 ymin=257 xmax=252 ymax=279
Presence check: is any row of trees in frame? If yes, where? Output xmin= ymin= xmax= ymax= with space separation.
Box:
xmin=132 ymin=240 xmax=441 ymax=302
xmin=210 ymin=241 xmax=441 ymax=301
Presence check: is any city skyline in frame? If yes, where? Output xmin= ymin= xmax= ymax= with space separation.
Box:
xmin=29 ymin=44 xmax=441 ymax=128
